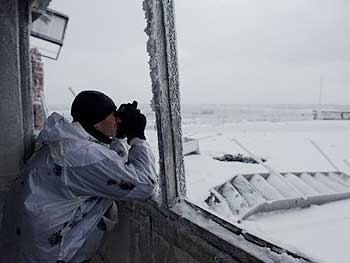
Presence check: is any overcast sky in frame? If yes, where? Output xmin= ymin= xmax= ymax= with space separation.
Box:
xmin=39 ymin=0 xmax=350 ymax=107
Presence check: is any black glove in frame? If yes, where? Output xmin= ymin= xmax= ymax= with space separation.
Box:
xmin=115 ymin=101 xmax=146 ymax=143
xmin=126 ymin=111 xmax=146 ymax=144
xmin=115 ymin=101 xmax=138 ymax=139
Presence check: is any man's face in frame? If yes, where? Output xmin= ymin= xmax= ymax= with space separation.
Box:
xmin=94 ymin=112 xmax=119 ymax=137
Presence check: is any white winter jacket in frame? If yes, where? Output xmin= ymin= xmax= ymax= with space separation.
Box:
xmin=0 ymin=112 xmax=157 ymax=263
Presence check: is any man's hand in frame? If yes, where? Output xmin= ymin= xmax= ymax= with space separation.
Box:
xmin=115 ymin=101 xmax=137 ymax=139
xmin=115 ymin=101 xmax=146 ymax=143
xmin=126 ymin=111 xmax=146 ymax=143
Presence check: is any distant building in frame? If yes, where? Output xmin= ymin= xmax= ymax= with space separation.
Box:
xmin=313 ymin=109 xmax=350 ymax=120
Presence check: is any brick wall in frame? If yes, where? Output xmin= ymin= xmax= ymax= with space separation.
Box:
xmin=30 ymin=48 xmax=47 ymax=130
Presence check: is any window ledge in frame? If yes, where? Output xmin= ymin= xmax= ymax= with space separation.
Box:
xmin=170 ymin=199 xmax=311 ymax=263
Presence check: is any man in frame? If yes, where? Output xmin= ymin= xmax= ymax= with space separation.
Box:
xmin=0 ymin=90 xmax=157 ymax=263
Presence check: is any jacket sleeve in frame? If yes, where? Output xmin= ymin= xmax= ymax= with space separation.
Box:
xmin=66 ymin=139 xmax=158 ymax=200
xmin=124 ymin=138 xmax=158 ymax=199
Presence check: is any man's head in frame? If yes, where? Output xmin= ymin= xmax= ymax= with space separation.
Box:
xmin=71 ymin=90 xmax=118 ymax=141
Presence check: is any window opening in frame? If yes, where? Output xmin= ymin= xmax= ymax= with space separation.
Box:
xmin=173 ymin=0 xmax=350 ymax=262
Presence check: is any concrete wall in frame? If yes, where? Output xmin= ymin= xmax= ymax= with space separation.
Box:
xmin=96 ymin=202 xmax=264 ymax=263
xmin=19 ymin=0 xmax=35 ymax=162
xmin=0 ymin=0 xmax=33 ymax=220
xmin=0 ymin=0 xmax=24 ymax=191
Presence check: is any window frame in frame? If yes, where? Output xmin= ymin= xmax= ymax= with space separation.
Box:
xmin=144 ymin=1 xmax=310 ymax=261
xmin=144 ymin=0 xmax=186 ymax=207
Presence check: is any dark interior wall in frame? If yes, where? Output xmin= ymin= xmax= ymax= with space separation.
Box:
xmin=0 ymin=0 xmax=24 ymax=191
xmin=19 ymin=0 xmax=35 ymax=162
xmin=0 ymin=0 xmax=33 ymax=220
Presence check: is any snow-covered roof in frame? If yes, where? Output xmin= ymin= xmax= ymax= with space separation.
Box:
xmin=176 ymin=120 xmax=350 ymax=262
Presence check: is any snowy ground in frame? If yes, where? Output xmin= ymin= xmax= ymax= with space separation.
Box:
xmin=242 ymin=199 xmax=350 ymax=262
xmin=147 ymin=120 xmax=350 ymax=263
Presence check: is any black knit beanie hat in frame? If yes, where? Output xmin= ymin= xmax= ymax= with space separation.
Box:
xmin=71 ymin=90 xmax=116 ymax=125
xmin=71 ymin=90 xmax=117 ymax=143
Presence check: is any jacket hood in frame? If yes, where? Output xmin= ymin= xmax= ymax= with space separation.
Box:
xmin=36 ymin=113 xmax=114 ymax=167
xmin=37 ymin=112 xmax=89 ymax=144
